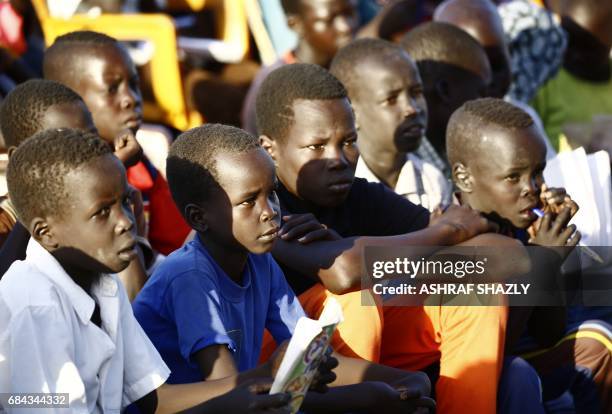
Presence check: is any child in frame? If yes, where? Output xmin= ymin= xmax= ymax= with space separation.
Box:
xmin=43 ymin=30 xmax=191 ymax=256
xmin=447 ymin=97 xmax=612 ymax=412
xmin=0 ymin=79 xmax=149 ymax=299
xmin=0 ymin=128 xmax=300 ymax=413
xmin=401 ymin=21 xmax=492 ymax=177
xmin=0 ymin=79 xmax=97 ymax=247
xmin=241 ymin=0 xmax=359 ymax=134
xmin=255 ymin=62 xmax=527 ymax=414
xmin=531 ymin=0 xmax=612 ymax=152
xmin=132 ymin=123 xmax=433 ymax=412
xmin=330 ymin=38 xmax=452 ymax=211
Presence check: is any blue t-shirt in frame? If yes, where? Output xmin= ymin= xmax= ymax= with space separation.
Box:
xmin=132 ymin=235 xmax=304 ymax=384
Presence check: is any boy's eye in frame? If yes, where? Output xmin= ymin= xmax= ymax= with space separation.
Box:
xmin=411 ymin=86 xmax=424 ymax=97
xmin=384 ymin=95 xmax=399 ymax=105
xmin=505 ymin=174 xmax=520 ymax=183
xmin=241 ymin=198 xmax=256 ymax=207
xmin=94 ymin=206 xmax=111 ymax=218
xmin=307 ymin=143 xmax=325 ymax=151
xmin=108 ymin=83 xmax=119 ymax=94
xmin=344 ymin=137 xmax=357 ymax=147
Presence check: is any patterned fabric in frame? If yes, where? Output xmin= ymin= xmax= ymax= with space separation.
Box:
xmin=498 ymin=0 xmax=567 ymax=103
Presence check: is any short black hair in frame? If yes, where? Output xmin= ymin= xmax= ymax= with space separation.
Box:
xmin=0 ymin=79 xmax=85 ymax=148
xmin=167 ymin=124 xmax=260 ymax=215
xmin=330 ymin=38 xmax=411 ymax=98
xmin=43 ymin=30 xmax=119 ymax=81
xmin=7 ymin=128 xmax=112 ymax=225
xmin=401 ymin=22 xmax=489 ymax=82
xmin=447 ymin=97 xmax=534 ymax=166
xmin=255 ymin=63 xmax=348 ymax=140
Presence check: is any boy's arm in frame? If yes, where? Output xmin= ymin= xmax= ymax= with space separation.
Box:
xmin=273 ymin=206 xmax=502 ymax=294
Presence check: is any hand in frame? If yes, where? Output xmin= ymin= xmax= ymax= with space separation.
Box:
xmin=367 ymin=381 xmax=436 ymax=413
xmin=127 ymin=185 xmax=147 ymax=237
xmin=390 ymin=371 xmax=431 ymax=400
xmin=205 ymin=379 xmax=291 ymax=414
xmin=430 ymin=205 xmax=498 ymax=243
xmin=279 ymin=214 xmax=341 ymax=244
xmin=309 ymin=348 xmax=338 ymax=393
xmin=528 ymin=207 xmax=581 ymax=260
xmin=539 ymin=184 xmax=579 ymax=217
xmin=114 ymin=129 xmax=143 ymax=168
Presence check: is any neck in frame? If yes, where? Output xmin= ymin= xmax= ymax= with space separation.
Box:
xmin=359 ymin=140 xmax=406 ymax=189
xmin=198 ymin=234 xmax=248 ymax=284
xmin=294 ymin=42 xmax=332 ymax=68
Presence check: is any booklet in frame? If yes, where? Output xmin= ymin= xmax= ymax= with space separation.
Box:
xmin=270 ymin=298 xmax=344 ymax=413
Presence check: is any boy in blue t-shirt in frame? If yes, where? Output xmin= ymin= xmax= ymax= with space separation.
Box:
xmin=133 ymin=124 xmax=433 ymax=412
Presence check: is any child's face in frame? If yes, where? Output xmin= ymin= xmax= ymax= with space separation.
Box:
xmin=296 ymin=0 xmax=358 ymax=59
xmin=269 ymin=98 xmax=358 ymax=207
xmin=464 ymin=125 xmax=547 ymax=229
xmin=205 ymin=148 xmax=281 ymax=255
xmin=72 ymin=44 xmax=142 ymax=144
xmin=351 ymin=54 xmax=427 ymax=154
xmin=40 ymin=100 xmax=97 ymax=135
xmin=48 ymin=154 xmax=137 ymax=275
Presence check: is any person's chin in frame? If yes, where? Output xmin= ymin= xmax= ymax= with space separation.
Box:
xmin=395 ymin=134 xmax=423 ymax=153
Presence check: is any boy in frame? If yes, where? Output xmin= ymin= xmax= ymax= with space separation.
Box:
xmin=43 ymin=30 xmax=191 ymax=256
xmin=401 ymin=21 xmax=492 ymax=177
xmin=531 ymin=0 xmax=612 ymax=152
xmin=330 ymin=38 xmax=451 ymax=211
xmin=0 ymin=79 xmax=148 ymax=298
xmin=241 ymin=0 xmax=359 ymax=134
xmin=0 ymin=79 xmax=97 ymax=249
xmin=132 ymin=124 xmax=433 ymax=412
xmin=0 ymin=128 xmax=301 ymax=413
xmin=255 ymin=62 xmax=525 ymax=414
xmin=447 ymin=97 xmax=612 ymax=412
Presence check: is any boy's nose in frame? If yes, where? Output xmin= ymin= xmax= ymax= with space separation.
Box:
xmin=116 ymin=208 xmax=135 ymax=234
xmin=401 ymin=96 xmax=418 ymax=118
xmin=327 ymin=146 xmax=349 ymax=170
xmin=121 ymin=88 xmax=141 ymax=110
xmin=261 ymin=200 xmax=279 ymax=222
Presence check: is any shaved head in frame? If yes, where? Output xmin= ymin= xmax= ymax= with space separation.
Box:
xmin=447 ymin=97 xmax=534 ymax=167
xmin=434 ymin=0 xmax=505 ymax=47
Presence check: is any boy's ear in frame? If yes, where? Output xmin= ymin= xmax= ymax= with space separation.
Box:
xmin=30 ymin=217 xmax=59 ymax=249
xmin=7 ymin=146 xmax=17 ymax=158
xmin=259 ymin=135 xmax=278 ymax=162
xmin=434 ymin=79 xmax=451 ymax=104
xmin=184 ymin=203 xmax=208 ymax=233
xmin=453 ymin=162 xmax=473 ymax=193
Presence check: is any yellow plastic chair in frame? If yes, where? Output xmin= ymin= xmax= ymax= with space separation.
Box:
xmin=31 ymin=0 xmax=250 ymax=131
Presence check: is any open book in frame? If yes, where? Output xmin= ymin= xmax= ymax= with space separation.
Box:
xmin=270 ymin=298 xmax=344 ymax=413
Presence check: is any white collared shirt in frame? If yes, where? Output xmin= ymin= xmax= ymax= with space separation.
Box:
xmin=0 ymin=239 xmax=170 ymax=413
xmin=355 ymin=153 xmax=452 ymax=212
